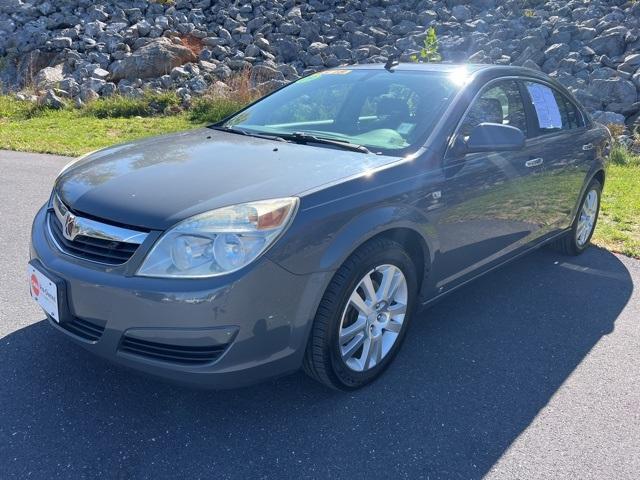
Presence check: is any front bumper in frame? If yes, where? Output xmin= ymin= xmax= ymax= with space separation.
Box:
xmin=30 ymin=205 xmax=331 ymax=389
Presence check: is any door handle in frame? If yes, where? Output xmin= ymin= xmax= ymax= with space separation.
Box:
xmin=525 ymin=157 xmax=544 ymax=168
xmin=582 ymin=143 xmax=594 ymax=151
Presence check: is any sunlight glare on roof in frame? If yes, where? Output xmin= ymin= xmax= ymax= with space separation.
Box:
xmin=448 ymin=66 xmax=471 ymax=87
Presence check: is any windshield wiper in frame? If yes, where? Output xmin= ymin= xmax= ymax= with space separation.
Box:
xmin=209 ymin=125 xmax=286 ymax=142
xmin=278 ymin=132 xmax=371 ymax=154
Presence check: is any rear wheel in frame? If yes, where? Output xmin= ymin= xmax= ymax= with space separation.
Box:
xmin=303 ymin=238 xmax=418 ymax=390
xmin=552 ymin=179 xmax=602 ymax=256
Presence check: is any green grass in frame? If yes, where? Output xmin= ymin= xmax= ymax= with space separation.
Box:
xmin=82 ymin=91 xmax=182 ymax=118
xmin=0 ymin=109 xmax=195 ymax=156
xmin=592 ymin=163 xmax=640 ymax=258
xmin=0 ymin=94 xmax=638 ymax=258
xmin=0 ymin=94 xmax=214 ymax=156
xmin=188 ymin=97 xmax=247 ymax=123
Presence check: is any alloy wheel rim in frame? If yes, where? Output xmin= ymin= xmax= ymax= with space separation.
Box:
xmin=576 ymin=189 xmax=598 ymax=247
xmin=338 ymin=264 xmax=408 ymax=372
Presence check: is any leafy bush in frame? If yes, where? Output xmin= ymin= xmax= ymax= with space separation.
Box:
xmin=411 ymin=27 xmax=442 ymax=63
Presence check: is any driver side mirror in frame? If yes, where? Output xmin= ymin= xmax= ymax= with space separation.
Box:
xmin=464 ymin=123 xmax=525 ymax=154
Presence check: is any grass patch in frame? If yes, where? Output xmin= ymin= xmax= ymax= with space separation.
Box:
xmin=592 ymin=163 xmax=640 ymax=258
xmin=0 ymin=108 xmax=195 ymax=156
xmin=83 ymin=92 xmax=181 ymax=118
xmin=609 ymin=142 xmax=640 ymax=166
xmin=189 ymin=97 xmax=246 ymax=123
xmin=0 ymin=95 xmax=45 ymax=119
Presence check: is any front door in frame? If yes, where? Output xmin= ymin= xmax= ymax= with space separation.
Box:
xmin=434 ymin=79 xmax=544 ymax=289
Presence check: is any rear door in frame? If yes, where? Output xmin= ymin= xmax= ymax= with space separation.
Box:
xmin=435 ymin=79 xmax=545 ymax=288
xmin=520 ymin=80 xmax=596 ymax=237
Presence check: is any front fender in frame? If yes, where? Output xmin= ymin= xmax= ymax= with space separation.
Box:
xmin=316 ymin=205 xmax=436 ymax=272
xmin=270 ymin=201 xmax=438 ymax=277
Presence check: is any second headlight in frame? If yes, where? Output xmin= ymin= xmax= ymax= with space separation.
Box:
xmin=137 ymin=197 xmax=298 ymax=278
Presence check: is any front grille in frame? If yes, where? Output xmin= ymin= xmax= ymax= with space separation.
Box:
xmin=48 ymin=212 xmax=139 ymax=265
xmin=119 ymin=336 xmax=228 ymax=365
xmin=59 ymin=317 xmax=106 ymax=342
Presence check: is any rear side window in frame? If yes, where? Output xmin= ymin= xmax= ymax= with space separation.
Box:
xmin=524 ymin=81 xmax=583 ymax=134
xmin=459 ymin=80 xmax=528 ymax=138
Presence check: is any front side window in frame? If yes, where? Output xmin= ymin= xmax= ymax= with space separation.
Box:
xmin=524 ymin=81 xmax=583 ymax=134
xmin=459 ymin=80 xmax=527 ymax=138
xmin=222 ymin=69 xmax=462 ymax=156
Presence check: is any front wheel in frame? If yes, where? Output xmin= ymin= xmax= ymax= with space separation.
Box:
xmin=303 ymin=238 xmax=418 ymax=390
xmin=552 ymin=179 xmax=602 ymax=256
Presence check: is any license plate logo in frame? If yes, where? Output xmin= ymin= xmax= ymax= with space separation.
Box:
xmin=30 ymin=273 xmax=40 ymax=297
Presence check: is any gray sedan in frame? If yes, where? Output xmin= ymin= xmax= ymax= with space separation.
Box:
xmin=29 ymin=63 xmax=610 ymax=390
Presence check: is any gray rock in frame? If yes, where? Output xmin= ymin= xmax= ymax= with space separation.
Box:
xmin=108 ymin=37 xmax=197 ymax=82
xmin=591 ymin=110 xmax=625 ymax=125
xmin=619 ymin=54 xmax=640 ymax=74
xmin=308 ymin=42 xmax=328 ymax=56
xmin=589 ymin=78 xmax=637 ymax=110
xmin=34 ymin=65 xmax=64 ymax=90
xmin=84 ymin=21 xmax=105 ymax=38
xmin=80 ymin=86 xmax=100 ymax=102
xmin=58 ymin=78 xmax=80 ymax=97
xmin=277 ymin=39 xmax=299 ymax=62
xmin=255 ymin=37 xmax=270 ymax=51
xmin=39 ymin=89 xmax=65 ymax=109
xmin=589 ymin=30 xmax=625 ymax=57
xmin=84 ymin=77 xmax=106 ymax=93
xmin=522 ymin=59 xmax=541 ymax=71
xmin=170 ymin=66 xmax=189 ymax=80
xmin=101 ymin=82 xmax=117 ymax=97
xmin=451 ymin=5 xmax=472 ymax=21
xmin=92 ymin=68 xmax=110 ymax=80
xmin=135 ymin=20 xmax=151 ymax=37
xmin=545 ymin=43 xmax=570 ymax=59
xmin=51 ymin=37 xmax=72 ymax=49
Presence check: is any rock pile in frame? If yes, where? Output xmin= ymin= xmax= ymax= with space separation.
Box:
xmin=1 ymin=0 xmax=639 ymax=127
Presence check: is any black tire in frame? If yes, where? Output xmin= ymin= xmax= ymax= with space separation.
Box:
xmin=551 ymin=179 xmax=602 ymax=256
xmin=303 ymin=237 xmax=418 ymax=390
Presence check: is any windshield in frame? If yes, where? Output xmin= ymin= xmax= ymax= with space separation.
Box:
xmin=221 ymin=69 xmax=462 ymax=156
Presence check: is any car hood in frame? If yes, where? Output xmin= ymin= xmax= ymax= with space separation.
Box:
xmin=55 ymin=128 xmax=400 ymax=230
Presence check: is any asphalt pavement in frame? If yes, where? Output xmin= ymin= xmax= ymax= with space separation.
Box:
xmin=1 ymin=150 xmax=639 ymax=479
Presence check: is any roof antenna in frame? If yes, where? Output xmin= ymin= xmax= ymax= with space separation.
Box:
xmin=384 ymin=55 xmax=399 ymax=71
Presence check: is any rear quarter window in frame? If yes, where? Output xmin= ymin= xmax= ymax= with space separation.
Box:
xmin=524 ymin=81 xmax=584 ymax=135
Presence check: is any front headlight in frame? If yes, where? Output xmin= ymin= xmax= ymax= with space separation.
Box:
xmin=137 ymin=197 xmax=299 ymax=278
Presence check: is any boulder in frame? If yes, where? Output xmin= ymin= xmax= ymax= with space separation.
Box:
xmin=589 ymin=30 xmax=625 ymax=57
xmin=34 ymin=65 xmax=64 ymax=90
xmin=38 ymin=89 xmax=65 ymax=109
xmin=591 ymin=110 xmax=625 ymax=125
xmin=619 ymin=54 xmax=640 ymax=74
xmin=589 ymin=78 xmax=637 ymax=111
xmin=108 ymin=38 xmax=197 ymax=82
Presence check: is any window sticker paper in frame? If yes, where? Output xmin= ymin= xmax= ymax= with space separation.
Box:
xmin=526 ymin=83 xmax=562 ymax=129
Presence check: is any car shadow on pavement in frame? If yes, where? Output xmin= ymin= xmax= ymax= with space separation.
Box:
xmin=0 ymin=248 xmax=633 ymax=479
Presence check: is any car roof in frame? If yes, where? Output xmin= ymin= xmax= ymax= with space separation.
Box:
xmin=331 ymin=63 xmax=570 ymax=96
xmin=339 ymin=63 xmax=543 ymax=77
xmin=342 ymin=63 xmax=488 ymax=73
